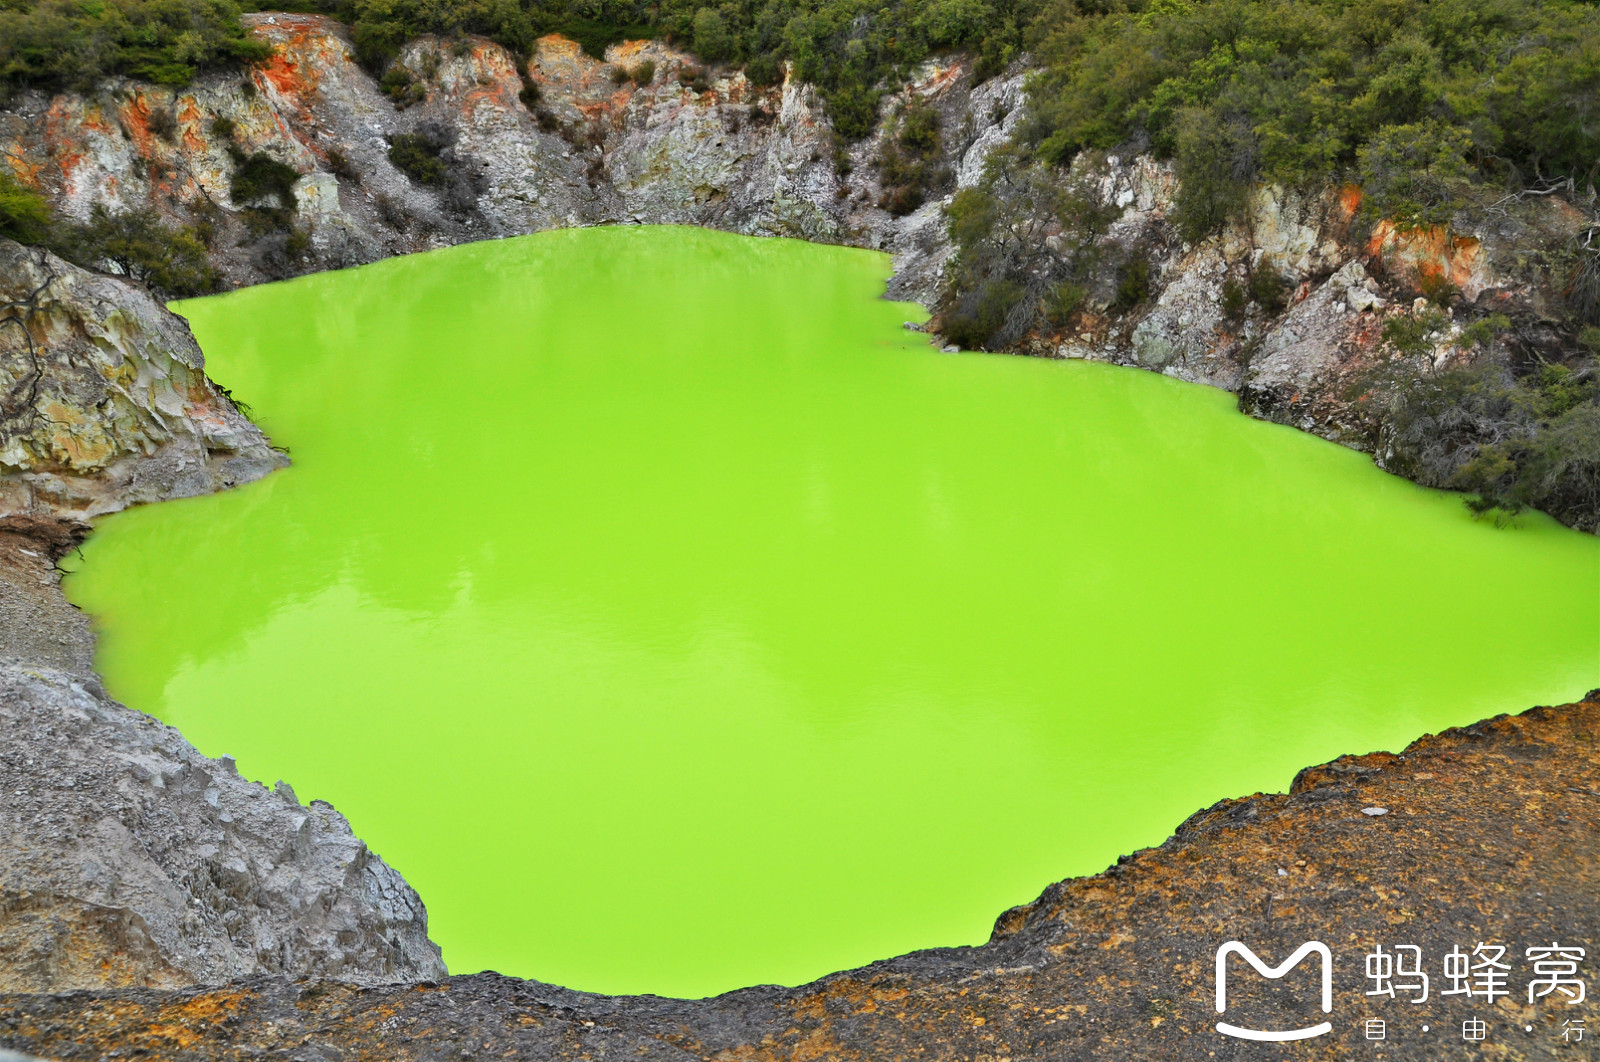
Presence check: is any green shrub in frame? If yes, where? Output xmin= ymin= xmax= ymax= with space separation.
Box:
xmin=518 ymin=72 xmax=541 ymax=109
xmin=0 ymin=171 xmax=52 ymax=245
xmin=1357 ymin=122 xmax=1475 ymax=229
xmin=1456 ymin=313 xmax=1511 ymax=352
xmin=386 ymin=122 xmax=485 ymax=211
xmin=1044 ymin=281 xmax=1086 ymax=326
xmin=1370 ymin=355 xmax=1600 ymax=529
xmin=388 ymin=133 xmax=448 ymax=185
xmin=1248 ymin=262 xmax=1288 ymax=315
xmin=381 ymin=65 xmax=427 ymax=107
xmin=0 ymin=0 xmax=270 ymax=102
xmin=1022 ymin=0 xmax=1600 ymax=245
xmin=54 ymin=205 xmax=220 ymax=299
xmin=692 ymin=8 xmax=731 ymax=62
xmin=229 ymin=150 xmax=300 ymax=209
xmin=326 ymin=148 xmax=360 ymax=182
xmin=1381 ymin=309 xmax=1449 ymax=358
xmin=877 ymin=98 xmax=943 ymax=217
xmin=556 ymin=18 xmax=657 ymax=62
xmin=1113 ymin=255 xmax=1151 ymax=312
xmin=941 ymin=279 xmax=1024 ymax=350
xmin=677 ymin=64 xmax=711 ymax=93
xmin=631 ymin=60 xmax=656 ymax=85
xmin=1221 ymin=277 xmax=1247 ymax=322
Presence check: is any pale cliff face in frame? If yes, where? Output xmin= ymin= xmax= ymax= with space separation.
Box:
xmin=0 ymin=16 xmax=1011 ymax=292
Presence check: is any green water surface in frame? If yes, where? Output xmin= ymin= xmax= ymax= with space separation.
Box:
xmin=64 ymin=226 xmax=1600 ymax=998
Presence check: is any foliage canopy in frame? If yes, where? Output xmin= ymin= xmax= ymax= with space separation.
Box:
xmin=1020 ymin=0 xmax=1600 ymax=237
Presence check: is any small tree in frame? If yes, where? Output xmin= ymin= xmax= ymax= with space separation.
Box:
xmin=692 ymin=8 xmax=731 ymax=62
xmin=60 ymin=206 xmax=220 ymax=299
xmin=0 ymin=172 xmax=51 ymax=244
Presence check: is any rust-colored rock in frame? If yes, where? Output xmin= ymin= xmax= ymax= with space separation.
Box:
xmin=2 ymin=694 xmax=1595 ymax=1060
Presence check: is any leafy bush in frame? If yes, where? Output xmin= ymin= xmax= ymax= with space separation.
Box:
xmin=0 ymin=172 xmax=52 ymax=244
xmin=1370 ymin=354 xmax=1600 ymax=529
xmin=229 ymin=150 xmax=300 ymax=209
xmin=940 ymin=146 xmax=1116 ymax=348
xmin=877 ymin=99 xmax=943 ymax=216
xmin=1248 ymin=262 xmax=1288 ymax=315
xmin=1112 ymin=254 xmax=1151 ymax=312
xmin=518 ymin=70 xmax=541 ymax=108
xmin=1220 ymin=277 xmax=1247 ymax=322
xmin=1023 ymin=0 xmax=1600 ymax=241
xmin=389 ymin=132 xmax=448 ymax=185
xmin=53 ymin=205 xmax=221 ymax=298
xmin=387 ymin=121 xmax=486 ymax=212
xmin=1381 ymin=309 xmax=1449 ymax=359
xmin=1357 ymin=121 xmax=1475 ymax=229
xmin=381 ymin=64 xmax=427 ymax=107
xmin=249 ymin=226 xmax=312 ymax=279
xmin=692 ymin=8 xmax=731 ymax=62
xmin=941 ymin=278 xmax=1025 ymax=350
xmin=1044 ymin=280 xmax=1086 ymax=326
xmin=326 ymin=148 xmax=360 ymax=182
xmin=631 ymin=59 xmax=656 ymax=84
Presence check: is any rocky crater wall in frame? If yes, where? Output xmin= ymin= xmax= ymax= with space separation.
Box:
xmin=4 ymin=14 xmax=1586 ymax=518
xmin=0 ymin=240 xmax=445 ymax=990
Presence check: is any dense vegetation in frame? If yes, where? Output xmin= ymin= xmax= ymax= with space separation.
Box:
xmin=1358 ymin=320 xmax=1600 ymax=530
xmin=0 ymin=0 xmax=269 ymax=100
xmin=3 ymin=170 xmax=224 ymax=296
xmin=932 ymin=0 xmax=1600 ymax=528
xmin=1020 ymin=0 xmax=1600 ymax=240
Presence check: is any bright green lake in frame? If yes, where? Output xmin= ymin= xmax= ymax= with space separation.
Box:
xmin=64 ymin=226 xmax=1599 ymax=998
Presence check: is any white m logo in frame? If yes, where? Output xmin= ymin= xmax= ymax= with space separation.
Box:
xmin=1214 ymin=940 xmax=1333 ymax=1042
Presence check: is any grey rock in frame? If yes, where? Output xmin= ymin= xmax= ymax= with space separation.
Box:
xmin=0 ymin=569 xmax=446 ymax=990
xmin=0 ymin=242 xmax=287 ymax=524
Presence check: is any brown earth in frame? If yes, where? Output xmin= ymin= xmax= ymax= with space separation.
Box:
xmin=2 ymin=693 xmax=1596 ymax=1060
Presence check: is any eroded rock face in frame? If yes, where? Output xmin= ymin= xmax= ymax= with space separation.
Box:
xmin=0 ymin=693 xmax=1593 ymax=1059
xmin=0 ymin=528 xmax=447 ymax=991
xmin=0 ymin=15 xmax=1017 ymax=295
xmin=1032 ymin=162 xmax=1585 ymax=452
xmin=0 ymin=240 xmax=286 ymax=524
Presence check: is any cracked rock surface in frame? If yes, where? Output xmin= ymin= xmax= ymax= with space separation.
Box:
xmin=0 ymin=241 xmax=286 ymax=524
xmin=0 ymin=520 xmax=446 ymax=991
